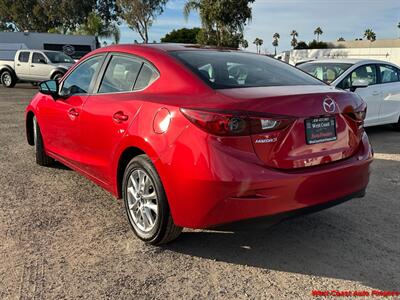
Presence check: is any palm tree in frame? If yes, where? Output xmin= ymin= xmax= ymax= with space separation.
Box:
xmin=77 ymin=12 xmax=120 ymax=44
xmin=364 ymin=29 xmax=376 ymax=42
xmin=183 ymin=0 xmax=201 ymax=20
xmin=290 ymin=30 xmax=298 ymax=49
xmin=272 ymin=33 xmax=280 ymax=55
xmin=253 ymin=38 xmax=263 ymax=54
xmin=314 ymin=27 xmax=323 ymax=42
xmin=337 ymin=37 xmax=345 ymax=42
xmin=398 ymin=22 xmax=400 ymax=38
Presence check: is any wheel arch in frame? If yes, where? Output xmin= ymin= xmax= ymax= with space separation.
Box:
xmin=0 ymin=65 xmax=17 ymax=82
xmin=115 ymin=146 xmax=146 ymax=199
xmin=26 ymin=110 xmax=35 ymax=145
xmin=50 ymin=68 xmax=67 ymax=79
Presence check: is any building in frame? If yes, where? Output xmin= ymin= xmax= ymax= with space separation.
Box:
xmin=0 ymin=31 xmax=97 ymax=61
xmin=277 ymin=39 xmax=400 ymax=66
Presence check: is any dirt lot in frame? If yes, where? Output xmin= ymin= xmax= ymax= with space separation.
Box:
xmin=0 ymin=85 xmax=399 ymax=299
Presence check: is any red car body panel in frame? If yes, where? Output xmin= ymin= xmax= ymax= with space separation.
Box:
xmin=26 ymin=44 xmax=373 ymax=229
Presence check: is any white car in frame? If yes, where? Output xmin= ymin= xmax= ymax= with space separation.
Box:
xmin=298 ymin=59 xmax=400 ymax=128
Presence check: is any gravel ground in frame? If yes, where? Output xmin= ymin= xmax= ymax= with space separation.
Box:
xmin=0 ymin=85 xmax=399 ymax=299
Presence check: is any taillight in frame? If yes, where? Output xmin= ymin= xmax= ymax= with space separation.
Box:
xmin=180 ymin=108 xmax=293 ymax=136
xmin=347 ymin=107 xmax=367 ymax=127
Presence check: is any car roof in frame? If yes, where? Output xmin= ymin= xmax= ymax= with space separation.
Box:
xmin=302 ymin=58 xmax=393 ymax=65
xmin=100 ymin=43 xmax=240 ymax=52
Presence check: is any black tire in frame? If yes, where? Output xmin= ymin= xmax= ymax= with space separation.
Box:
xmin=122 ymin=155 xmax=182 ymax=245
xmin=1 ymin=70 xmax=16 ymax=88
xmin=52 ymin=72 xmax=64 ymax=81
xmin=393 ymin=116 xmax=400 ymax=131
xmin=33 ymin=117 xmax=54 ymax=166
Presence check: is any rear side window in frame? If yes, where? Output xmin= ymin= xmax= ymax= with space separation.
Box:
xmin=18 ymin=52 xmax=30 ymax=63
xmin=379 ymin=65 xmax=399 ymax=83
xmin=170 ymin=50 xmax=323 ymax=89
xmin=98 ymin=56 xmax=142 ymax=93
xmin=134 ymin=64 xmax=158 ymax=90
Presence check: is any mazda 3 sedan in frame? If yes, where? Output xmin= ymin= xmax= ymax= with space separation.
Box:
xmin=26 ymin=44 xmax=373 ymax=244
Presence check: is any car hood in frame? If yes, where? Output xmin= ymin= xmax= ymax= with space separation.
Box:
xmin=52 ymin=63 xmax=74 ymax=70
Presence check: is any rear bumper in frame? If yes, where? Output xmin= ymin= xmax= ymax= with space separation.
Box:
xmin=161 ymin=130 xmax=373 ymax=229
xmin=211 ymin=189 xmax=366 ymax=231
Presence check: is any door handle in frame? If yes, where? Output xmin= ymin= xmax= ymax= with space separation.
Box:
xmin=31 ymin=65 xmax=35 ymax=67
xmin=372 ymin=91 xmax=381 ymax=96
xmin=68 ymin=108 xmax=79 ymax=117
xmin=16 ymin=63 xmax=21 ymax=66
xmin=113 ymin=111 xmax=129 ymax=123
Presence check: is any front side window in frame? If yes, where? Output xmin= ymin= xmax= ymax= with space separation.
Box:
xmin=18 ymin=52 xmax=30 ymax=63
xmin=170 ymin=50 xmax=323 ymax=89
xmin=339 ymin=65 xmax=377 ymax=90
xmin=61 ymin=55 xmax=103 ymax=95
xmin=98 ymin=55 xmax=142 ymax=93
xmin=298 ymin=63 xmax=352 ymax=84
xmin=379 ymin=65 xmax=399 ymax=83
xmin=32 ymin=53 xmax=46 ymax=64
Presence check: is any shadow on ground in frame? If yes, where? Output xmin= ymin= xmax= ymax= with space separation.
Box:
xmin=166 ymin=127 xmax=400 ymax=291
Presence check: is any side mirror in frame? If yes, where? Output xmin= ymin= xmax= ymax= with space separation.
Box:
xmin=350 ymin=79 xmax=369 ymax=92
xmin=39 ymin=80 xmax=59 ymax=100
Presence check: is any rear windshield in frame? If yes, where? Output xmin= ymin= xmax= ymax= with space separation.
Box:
xmin=170 ymin=50 xmax=323 ymax=89
xmin=298 ymin=62 xmax=353 ymax=84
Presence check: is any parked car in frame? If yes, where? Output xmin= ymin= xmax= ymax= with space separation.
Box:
xmin=26 ymin=45 xmax=373 ymax=244
xmin=0 ymin=49 xmax=74 ymax=87
xmin=298 ymin=59 xmax=400 ymax=128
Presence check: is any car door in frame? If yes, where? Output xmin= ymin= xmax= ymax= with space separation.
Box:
xmin=338 ymin=64 xmax=381 ymax=126
xmin=15 ymin=51 xmax=31 ymax=80
xmin=38 ymin=54 xmax=106 ymax=168
xmin=30 ymin=52 xmax=52 ymax=80
xmin=377 ymin=64 xmax=400 ymax=125
xmin=79 ymin=53 xmax=159 ymax=184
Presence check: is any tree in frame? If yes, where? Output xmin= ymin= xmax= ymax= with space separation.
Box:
xmin=294 ymin=41 xmax=308 ymax=49
xmin=118 ymin=0 xmax=168 ymax=43
xmin=364 ymin=29 xmax=376 ymax=42
xmin=253 ymin=38 xmax=263 ymax=54
xmin=308 ymin=39 xmax=328 ymax=49
xmin=0 ymin=0 xmax=118 ymax=33
xmin=183 ymin=0 xmax=254 ymax=48
xmin=290 ymin=30 xmax=298 ymax=49
xmin=272 ymin=32 xmax=280 ymax=55
xmin=314 ymin=27 xmax=323 ymax=42
xmin=241 ymin=39 xmax=248 ymax=49
xmin=77 ymin=12 xmax=120 ymax=44
xmin=337 ymin=37 xmax=345 ymax=41
xmin=398 ymin=22 xmax=400 ymax=38
xmin=160 ymin=27 xmax=201 ymax=43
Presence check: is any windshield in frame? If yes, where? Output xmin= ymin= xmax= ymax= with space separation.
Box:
xmin=170 ymin=50 xmax=323 ymax=89
xmin=298 ymin=62 xmax=353 ymax=84
xmin=44 ymin=51 xmax=74 ymax=64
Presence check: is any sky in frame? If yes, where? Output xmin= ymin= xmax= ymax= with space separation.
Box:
xmin=115 ymin=0 xmax=400 ymax=53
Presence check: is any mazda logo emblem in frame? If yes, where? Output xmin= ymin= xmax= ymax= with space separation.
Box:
xmin=63 ymin=45 xmax=75 ymax=56
xmin=323 ymin=97 xmax=336 ymax=113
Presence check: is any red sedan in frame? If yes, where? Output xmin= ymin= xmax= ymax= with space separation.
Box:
xmin=26 ymin=44 xmax=373 ymax=244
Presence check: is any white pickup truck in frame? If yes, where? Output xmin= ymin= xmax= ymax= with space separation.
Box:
xmin=0 ymin=49 xmax=75 ymax=87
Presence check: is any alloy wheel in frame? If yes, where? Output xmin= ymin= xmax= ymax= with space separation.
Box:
xmin=126 ymin=169 xmax=159 ymax=233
